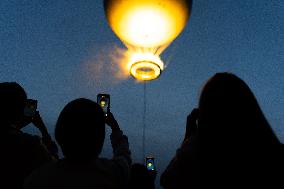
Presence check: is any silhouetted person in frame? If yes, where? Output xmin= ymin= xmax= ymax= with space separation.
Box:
xmin=129 ymin=163 xmax=156 ymax=189
xmin=161 ymin=73 xmax=284 ymax=188
xmin=0 ymin=82 xmax=57 ymax=189
xmin=24 ymin=98 xmax=132 ymax=189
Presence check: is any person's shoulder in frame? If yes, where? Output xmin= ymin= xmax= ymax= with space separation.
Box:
xmin=5 ymin=129 xmax=42 ymax=148
xmin=95 ymin=158 xmax=123 ymax=172
xmin=95 ymin=157 xmax=130 ymax=178
xmin=32 ymin=160 xmax=58 ymax=173
xmin=94 ymin=158 xmax=129 ymax=186
xmin=9 ymin=129 xmax=39 ymax=142
xmin=24 ymin=161 xmax=58 ymax=188
xmin=95 ymin=158 xmax=114 ymax=169
xmin=20 ymin=132 xmax=49 ymax=150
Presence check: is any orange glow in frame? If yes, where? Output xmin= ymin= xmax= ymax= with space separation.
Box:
xmin=105 ymin=0 xmax=189 ymax=49
xmin=104 ymin=0 xmax=191 ymax=80
xmin=127 ymin=52 xmax=164 ymax=70
xmin=117 ymin=51 xmax=164 ymax=81
xmin=128 ymin=52 xmax=163 ymax=81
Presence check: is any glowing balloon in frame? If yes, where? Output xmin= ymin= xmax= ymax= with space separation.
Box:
xmin=104 ymin=0 xmax=192 ymax=81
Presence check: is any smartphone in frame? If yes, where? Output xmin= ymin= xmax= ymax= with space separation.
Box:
xmin=145 ymin=156 xmax=155 ymax=171
xmin=97 ymin=94 xmax=110 ymax=115
xmin=24 ymin=99 xmax=38 ymax=117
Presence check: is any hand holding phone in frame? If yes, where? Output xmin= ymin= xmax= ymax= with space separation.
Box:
xmin=32 ymin=111 xmax=47 ymax=131
xmin=24 ymin=99 xmax=38 ymax=118
xmin=145 ymin=156 xmax=155 ymax=171
xmin=97 ymin=94 xmax=110 ymax=116
xmin=105 ymin=112 xmax=120 ymax=131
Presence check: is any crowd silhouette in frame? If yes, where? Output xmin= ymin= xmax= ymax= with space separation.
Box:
xmin=0 ymin=72 xmax=283 ymax=189
xmin=0 ymin=82 xmax=57 ymax=189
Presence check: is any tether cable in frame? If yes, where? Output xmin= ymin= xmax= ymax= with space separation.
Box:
xmin=142 ymin=81 xmax=147 ymax=162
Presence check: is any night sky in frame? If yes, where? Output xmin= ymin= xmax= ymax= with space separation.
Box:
xmin=1 ymin=1 xmax=284 ymax=188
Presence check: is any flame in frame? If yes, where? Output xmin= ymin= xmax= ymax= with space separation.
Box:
xmin=127 ymin=52 xmax=164 ymax=71
xmin=119 ymin=51 xmax=164 ymax=81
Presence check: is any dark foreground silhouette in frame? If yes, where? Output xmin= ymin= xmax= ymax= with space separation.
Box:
xmin=161 ymin=72 xmax=284 ymax=189
xmin=24 ymin=98 xmax=131 ymax=189
xmin=2 ymin=72 xmax=284 ymax=189
xmin=0 ymin=82 xmax=57 ymax=189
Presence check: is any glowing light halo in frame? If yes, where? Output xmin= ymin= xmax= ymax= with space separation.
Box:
xmin=117 ymin=7 xmax=179 ymax=48
xmin=130 ymin=61 xmax=162 ymax=81
xmin=127 ymin=52 xmax=164 ymax=70
xmin=127 ymin=52 xmax=164 ymax=81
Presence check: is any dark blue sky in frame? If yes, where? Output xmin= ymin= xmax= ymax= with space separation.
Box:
xmin=1 ymin=0 xmax=284 ymax=187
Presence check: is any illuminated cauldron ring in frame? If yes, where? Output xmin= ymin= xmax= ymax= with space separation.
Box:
xmin=130 ymin=60 xmax=162 ymax=81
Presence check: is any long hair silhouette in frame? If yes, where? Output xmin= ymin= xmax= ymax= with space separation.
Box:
xmin=199 ymin=72 xmax=279 ymax=147
xmin=198 ymin=72 xmax=282 ymax=188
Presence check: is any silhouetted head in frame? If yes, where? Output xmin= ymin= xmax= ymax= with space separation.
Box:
xmin=197 ymin=73 xmax=282 ymax=189
xmin=55 ymin=98 xmax=105 ymax=161
xmin=198 ymin=73 xmax=278 ymax=150
xmin=0 ymin=82 xmax=27 ymax=126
